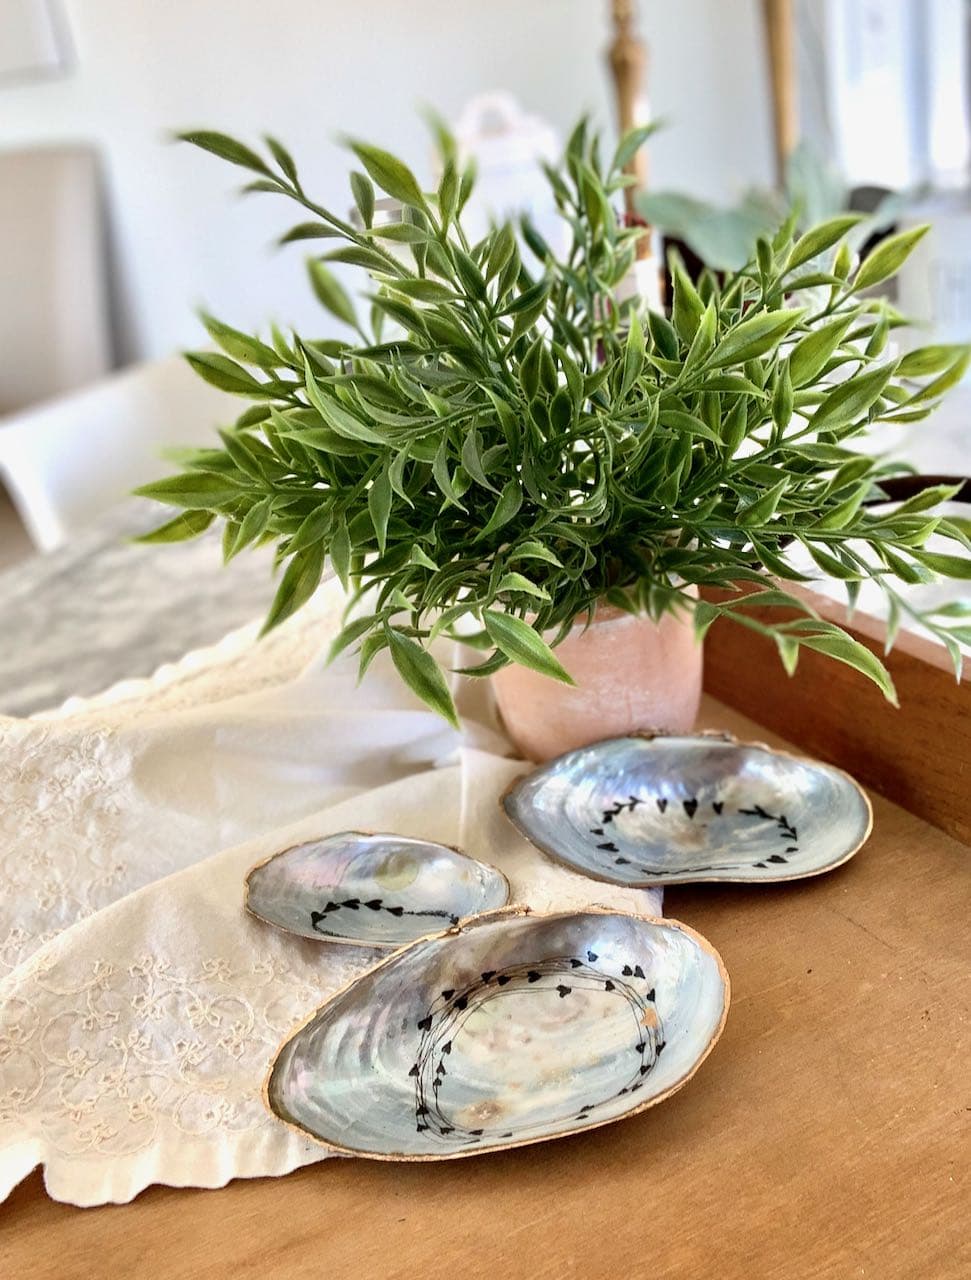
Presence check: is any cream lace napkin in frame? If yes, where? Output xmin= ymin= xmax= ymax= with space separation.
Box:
xmin=0 ymin=582 xmax=662 ymax=1206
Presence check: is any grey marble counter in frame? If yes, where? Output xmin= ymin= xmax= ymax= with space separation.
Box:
xmin=0 ymin=502 xmax=279 ymax=717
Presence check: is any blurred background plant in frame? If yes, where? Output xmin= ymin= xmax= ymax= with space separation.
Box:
xmin=638 ymin=142 xmax=920 ymax=273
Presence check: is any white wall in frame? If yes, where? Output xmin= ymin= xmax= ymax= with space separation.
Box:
xmin=0 ymin=0 xmax=775 ymax=364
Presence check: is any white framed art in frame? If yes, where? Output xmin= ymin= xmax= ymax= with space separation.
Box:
xmin=0 ymin=0 xmax=73 ymax=87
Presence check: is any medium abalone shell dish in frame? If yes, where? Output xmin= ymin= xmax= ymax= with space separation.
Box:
xmin=264 ymin=909 xmax=729 ymax=1159
xmin=245 ymin=832 xmax=509 ymax=948
xmin=502 ymin=733 xmax=872 ymax=886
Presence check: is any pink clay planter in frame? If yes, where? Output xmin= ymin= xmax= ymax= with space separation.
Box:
xmin=491 ymin=601 xmax=703 ymax=763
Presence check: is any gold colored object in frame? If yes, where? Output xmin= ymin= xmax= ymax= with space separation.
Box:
xmin=761 ymin=0 xmax=799 ymax=185
xmin=607 ymin=0 xmax=650 ymax=257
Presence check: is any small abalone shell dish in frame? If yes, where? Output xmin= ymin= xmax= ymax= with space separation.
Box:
xmin=245 ymin=832 xmax=510 ymax=949
xmin=502 ymin=733 xmax=872 ymax=887
xmin=264 ymin=909 xmax=729 ymax=1159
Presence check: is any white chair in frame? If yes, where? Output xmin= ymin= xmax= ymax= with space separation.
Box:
xmin=0 ymin=146 xmax=112 ymax=414
xmin=0 ymin=356 xmax=239 ymax=551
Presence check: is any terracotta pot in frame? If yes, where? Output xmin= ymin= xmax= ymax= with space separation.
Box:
xmin=491 ymin=600 xmax=703 ymax=762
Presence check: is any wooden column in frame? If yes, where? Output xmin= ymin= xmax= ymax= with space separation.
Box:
xmin=761 ymin=0 xmax=798 ymax=185
xmin=607 ymin=0 xmax=650 ymax=256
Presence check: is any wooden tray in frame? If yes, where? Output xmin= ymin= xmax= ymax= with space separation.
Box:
xmin=703 ymin=584 xmax=971 ymax=845
xmin=3 ymin=671 xmax=968 ymax=1278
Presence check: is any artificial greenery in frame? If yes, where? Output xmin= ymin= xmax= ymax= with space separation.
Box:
xmin=136 ymin=117 xmax=971 ymax=727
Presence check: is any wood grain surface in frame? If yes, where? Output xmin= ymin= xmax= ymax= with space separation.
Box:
xmin=761 ymin=0 xmax=798 ymax=184
xmin=2 ymin=698 xmax=968 ymax=1280
xmin=703 ymin=586 xmax=971 ymax=846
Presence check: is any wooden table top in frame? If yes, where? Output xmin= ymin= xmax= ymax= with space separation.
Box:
xmin=2 ymin=700 xmax=968 ymax=1279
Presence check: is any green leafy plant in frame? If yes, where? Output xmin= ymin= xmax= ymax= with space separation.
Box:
xmin=136 ymin=118 xmax=971 ymax=725
xmin=637 ymin=141 xmax=917 ymax=271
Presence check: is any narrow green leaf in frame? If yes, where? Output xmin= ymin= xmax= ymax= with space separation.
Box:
xmin=901 ymin=349 xmax=971 ymax=404
xmin=612 ymin=122 xmax=659 ymax=174
xmin=432 ymin=435 xmax=467 ymax=510
xmin=261 ymin=542 xmax=326 ymax=635
xmin=657 ymin=409 xmax=721 ymax=444
xmin=486 ymin=223 xmax=517 ymax=281
xmin=304 ymin=361 xmax=386 ymax=444
xmin=785 ymin=214 xmax=863 ymax=272
xmin=307 ymin=260 xmax=358 ymax=330
xmin=787 ymin=314 xmax=855 ymax=388
xmin=350 ymin=170 xmax=375 ymax=227
xmin=184 ymin=351 xmax=265 ymax=396
xmin=285 ymin=506 xmax=330 ymax=556
xmin=227 ymin=496 xmax=272 ymax=559
xmin=799 ymin=539 xmax=863 ymax=580
xmin=389 ymin=277 xmax=454 ymax=303
xmin=134 ymin=471 xmax=243 ymax=509
xmin=322 ymin=244 xmax=389 ymax=271
xmin=496 ymin=572 xmax=551 ymax=601
xmin=482 ymin=610 xmax=575 ymax=684
xmin=621 ymin=311 xmax=645 ymax=398
xmin=265 ymin=135 xmax=298 ymax=184
xmin=199 ymin=312 xmax=280 ymax=367
xmin=461 ymin=427 xmax=499 ymax=494
xmin=896 ymin=343 xmax=970 ymax=378
xmin=508 ymin=540 xmax=563 ymax=567
xmin=329 ymin=521 xmax=351 ymax=590
xmin=799 ymin=631 xmax=898 ymax=704
xmin=367 ymin=467 xmax=392 ymax=553
xmin=738 ymin=477 xmax=788 ymax=525
xmin=911 ymin=549 xmax=971 ymax=579
xmin=475 ymin=478 xmax=522 ymax=540
xmin=772 ymin=362 xmax=794 ymax=430
xmin=134 ymin=510 xmax=215 ymax=543
xmin=813 ymin=488 xmax=866 ymax=530
xmin=505 ymin=279 xmax=550 ymax=337
xmin=809 ymin=362 xmax=897 ymax=434
xmin=683 ymin=301 xmax=717 ymax=370
xmin=438 ymin=160 xmax=459 ymax=225
xmin=177 ymin=130 xmax=271 ymax=175
xmin=368 ymin=221 xmax=430 ymax=243
xmin=348 ymin=141 xmax=426 ymax=208
xmin=647 ymin=309 xmax=680 ymax=359
xmin=409 ymin=545 xmax=439 ymax=571
xmin=776 ymin=634 xmax=800 ymax=676
xmin=669 ymin=253 xmax=705 ymax=342
xmin=326 ymin=613 xmax=378 ymax=665
xmin=387 ymin=629 xmax=459 ymax=727
xmin=711 ymin=309 xmax=804 ymax=367
xmin=853 ymin=225 xmax=929 ymax=292
xmin=278 ymin=221 xmax=340 ymax=245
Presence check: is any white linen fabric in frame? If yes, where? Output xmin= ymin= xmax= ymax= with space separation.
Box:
xmin=0 ymin=581 xmax=662 ymax=1207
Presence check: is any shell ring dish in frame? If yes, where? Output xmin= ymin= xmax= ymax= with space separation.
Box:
xmin=263 ymin=908 xmax=730 ymax=1160
xmin=246 ymin=732 xmax=871 ymax=1159
xmin=502 ymin=732 xmax=873 ymax=887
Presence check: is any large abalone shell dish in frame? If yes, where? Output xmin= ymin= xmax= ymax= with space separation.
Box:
xmin=265 ymin=909 xmax=729 ymax=1159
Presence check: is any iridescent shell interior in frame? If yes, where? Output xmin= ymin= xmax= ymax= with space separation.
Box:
xmin=245 ymin=832 xmax=509 ymax=948
xmin=503 ymin=734 xmax=872 ymax=886
xmin=266 ymin=910 xmax=727 ymax=1159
